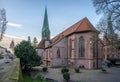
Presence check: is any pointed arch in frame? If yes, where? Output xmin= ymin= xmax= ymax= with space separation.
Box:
xmin=69 ymin=38 xmax=72 ymax=57
xmin=79 ymin=36 xmax=85 ymax=57
xmin=57 ymin=48 xmax=60 ymax=58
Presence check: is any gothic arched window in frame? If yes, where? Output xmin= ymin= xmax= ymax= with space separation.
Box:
xmin=79 ymin=36 xmax=85 ymax=57
xmin=69 ymin=39 xmax=72 ymax=57
xmin=57 ymin=48 xmax=60 ymax=58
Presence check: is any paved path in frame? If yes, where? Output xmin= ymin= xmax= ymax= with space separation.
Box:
xmin=0 ymin=59 xmax=13 ymax=79
xmin=36 ymin=67 xmax=120 ymax=82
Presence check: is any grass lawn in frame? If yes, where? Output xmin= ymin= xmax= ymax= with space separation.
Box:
xmin=19 ymin=74 xmax=47 ymax=82
xmin=0 ymin=68 xmax=3 ymax=70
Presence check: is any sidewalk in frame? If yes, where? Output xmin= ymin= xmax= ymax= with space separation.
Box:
xmin=38 ymin=67 xmax=120 ymax=82
xmin=0 ymin=59 xmax=13 ymax=79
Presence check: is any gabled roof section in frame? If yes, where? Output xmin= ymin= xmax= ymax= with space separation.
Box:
xmin=51 ymin=17 xmax=98 ymax=44
xmin=36 ymin=39 xmax=45 ymax=49
xmin=37 ymin=17 xmax=98 ymax=49
xmin=75 ymin=17 xmax=97 ymax=32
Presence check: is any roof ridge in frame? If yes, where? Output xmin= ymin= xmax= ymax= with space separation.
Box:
xmin=75 ymin=17 xmax=85 ymax=32
xmin=51 ymin=20 xmax=80 ymax=41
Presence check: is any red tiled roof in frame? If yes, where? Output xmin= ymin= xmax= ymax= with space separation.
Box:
xmin=51 ymin=17 xmax=98 ymax=43
xmin=36 ymin=39 xmax=45 ymax=49
xmin=37 ymin=17 xmax=98 ymax=48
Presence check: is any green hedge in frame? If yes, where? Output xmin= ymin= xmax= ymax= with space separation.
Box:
xmin=63 ymin=72 xmax=70 ymax=82
xmin=42 ymin=67 xmax=48 ymax=72
xmin=22 ymin=74 xmax=47 ymax=82
xmin=61 ymin=67 xmax=69 ymax=74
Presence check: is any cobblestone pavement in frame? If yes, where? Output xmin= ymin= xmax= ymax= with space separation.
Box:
xmin=38 ymin=67 xmax=120 ymax=82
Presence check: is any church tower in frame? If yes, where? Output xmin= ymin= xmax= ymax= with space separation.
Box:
xmin=42 ymin=7 xmax=50 ymax=41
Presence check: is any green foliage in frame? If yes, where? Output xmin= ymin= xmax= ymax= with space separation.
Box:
xmin=33 ymin=37 xmax=38 ymax=48
xmin=28 ymin=36 xmax=31 ymax=43
xmin=21 ymin=75 xmax=47 ymax=82
xmin=19 ymin=63 xmax=23 ymax=81
xmin=10 ymin=58 xmax=23 ymax=81
xmin=14 ymin=40 xmax=42 ymax=71
xmin=0 ymin=56 xmax=3 ymax=59
xmin=74 ymin=68 xmax=80 ymax=73
xmin=33 ymin=37 xmax=38 ymax=43
xmin=42 ymin=67 xmax=48 ymax=72
xmin=101 ymin=68 xmax=106 ymax=72
xmin=0 ymin=68 xmax=3 ymax=71
xmin=61 ymin=66 xmax=69 ymax=74
xmin=63 ymin=72 xmax=70 ymax=82
xmin=35 ymin=75 xmax=46 ymax=81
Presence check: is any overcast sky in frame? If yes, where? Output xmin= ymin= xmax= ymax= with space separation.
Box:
xmin=0 ymin=0 xmax=102 ymax=40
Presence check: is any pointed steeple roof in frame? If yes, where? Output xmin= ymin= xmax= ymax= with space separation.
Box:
xmin=42 ymin=7 xmax=50 ymax=40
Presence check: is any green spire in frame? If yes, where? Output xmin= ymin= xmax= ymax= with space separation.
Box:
xmin=42 ymin=7 xmax=50 ymax=40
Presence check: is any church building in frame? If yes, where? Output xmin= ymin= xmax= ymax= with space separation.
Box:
xmin=36 ymin=8 xmax=103 ymax=69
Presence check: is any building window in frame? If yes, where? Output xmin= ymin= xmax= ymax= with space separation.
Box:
xmin=69 ymin=39 xmax=72 ymax=57
xmin=93 ymin=43 xmax=95 ymax=58
xmin=93 ymin=61 xmax=95 ymax=68
xmin=57 ymin=48 xmax=60 ymax=58
xmin=79 ymin=36 xmax=85 ymax=57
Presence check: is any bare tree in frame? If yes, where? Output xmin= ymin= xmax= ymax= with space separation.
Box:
xmin=96 ymin=17 xmax=108 ymax=33
xmin=33 ymin=37 xmax=38 ymax=48
xmin=0 ymin=8 xmax=7 ymax=41
xmin=92 ymin=0 xmax=120 ymax=15
xmin=92 ymin=0 xmax=120 ymax=33
xmin=28 ymin=36 xmax=31 ymax=43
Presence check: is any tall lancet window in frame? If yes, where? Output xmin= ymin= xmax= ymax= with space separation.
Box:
xmin=57 ymin=48 xmax=60 ymax=58
xmin=69 ymin=39 xmax=72 ymax=58
xmin=79 ymin=36 xmax=85 ymax=57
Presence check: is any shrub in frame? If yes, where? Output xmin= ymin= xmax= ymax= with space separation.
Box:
xmin=74 ymin=68 xmax=80 ymax=73
xmin=0 ymin=56 xmax=3 ymax=59
xmin=14 ymin=41 xmax=42 ymax=71
xmin=61 ymin=67 xmax=69 ymax=74
xmin=79 ymin=65 xmax=85 ymax=69
xmin=42 ymin=67 xmax=48 ymax=72
xmin=35 ymin=75 xmax=47 ymax=82
xmin=101 ymin=68 xmax=106 ymax=72
xmin=63 ymin=72 xmax=70 ymax=82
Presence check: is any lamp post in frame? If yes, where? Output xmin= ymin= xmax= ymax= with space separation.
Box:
xmin=0 ymin=8 xmax=7 ymax=41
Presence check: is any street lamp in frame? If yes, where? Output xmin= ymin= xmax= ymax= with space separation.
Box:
xmin=0 ymin=8 xmax=7 ymax=41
